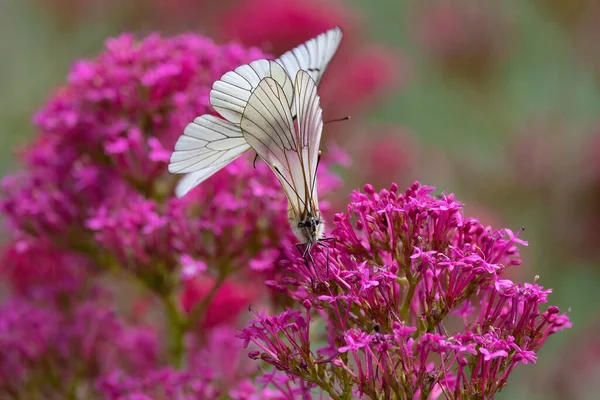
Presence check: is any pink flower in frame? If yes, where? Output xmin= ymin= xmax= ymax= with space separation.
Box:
xmin=0 ymin=241 xmax=90 ymax=297
xmin=180 ymin=254 xmax=207 ymax=280
xmin=181 ymin=277 xmax=260 ymax=329
xmin=240 ymin=182 xmax=570 ymax=398
xmin=0 ymin=295 xmax=159 ymax=393
xmin=218 ymin=0 xmax=358 ymax=55
xmin=345 ymin=127 xmax=417 ymax=190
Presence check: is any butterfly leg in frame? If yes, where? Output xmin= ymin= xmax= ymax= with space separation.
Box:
xmin=319 ymin=236 xmax=337 ymax=248
xmin=316 ymin=238 xmax=333 ymax=278
xmin=307 ymin=251 xmax=321 ymax=282
xmin=295 ymin=243 xmax=315 ymax=282
xmin=252 ymin=152 xmax=260 ymax=169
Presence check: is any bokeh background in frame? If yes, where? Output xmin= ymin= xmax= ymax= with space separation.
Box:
xmin=2 ymin=0 xmax=599 ymax=398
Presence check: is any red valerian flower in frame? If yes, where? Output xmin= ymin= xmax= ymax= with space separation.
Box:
xmin=240 ymin=182 xmax=570 ymax=399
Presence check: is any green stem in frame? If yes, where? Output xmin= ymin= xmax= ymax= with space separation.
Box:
xmin=306 ymin=367 xmax=343 ymax=400
xmin=163 ymin=292 xmax=186 ymax=367
xmin=400 ymin=274 xmax=416 ymax=321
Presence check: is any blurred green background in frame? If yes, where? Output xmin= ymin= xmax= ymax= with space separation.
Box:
xmin=2 ymin=0 xmax=599 ymax=398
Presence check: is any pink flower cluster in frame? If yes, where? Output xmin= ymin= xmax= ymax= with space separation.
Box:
xmin=0 ymin=32 xmax=341 ymax=398
xmin=0 ymin=290 xmax=159 ymax=396
xmin=240 ymin=182 xmax=571 ymax=398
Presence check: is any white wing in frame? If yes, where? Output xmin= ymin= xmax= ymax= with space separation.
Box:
xmin=174 ymin=166 xmax=226 ymax=198
xmin=210 ymin=59 xmax=294 ymax=124
xmin=209 ymin=28 xmax=342 ymax=125
xmin=168 ymin=28 xmax=340 ymax=198
xmin=240 ymin=70 xmax=323 ymax=219
xmin=275 ymin=27 xmax=343 ymax=86
xmin=293 ymin=69 xmax=323 ymax=212
xmin=168 ymin=115 xmax=250 ymax=197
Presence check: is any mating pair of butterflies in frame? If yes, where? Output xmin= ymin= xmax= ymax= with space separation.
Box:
xmin=168 ymin=27 xmax=343 ymax=254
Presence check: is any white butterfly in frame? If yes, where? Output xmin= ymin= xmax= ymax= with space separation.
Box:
xmin=241 ymin=69 xmax=325 ymax=251
xmin=168 ymin=27 xmax=343 ymax=198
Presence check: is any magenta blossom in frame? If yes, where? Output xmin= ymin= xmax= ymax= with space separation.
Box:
xmin=0 ymin=294 xmax=159 ymax=397
xmin=0 ymin=31 xmax=346 ymax=398
xmin=240 ymin=182 xmax=570 ymax=399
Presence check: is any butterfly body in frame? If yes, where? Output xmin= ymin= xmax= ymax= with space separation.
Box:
xmin=290 ymin=207 xmax=324 ymax=248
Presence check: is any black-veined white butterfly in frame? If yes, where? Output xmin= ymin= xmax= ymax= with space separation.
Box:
xmin=241 ymin=69 xmax=326 ymax=256
xmin=168 ymin=26 xmax=343 ymax=198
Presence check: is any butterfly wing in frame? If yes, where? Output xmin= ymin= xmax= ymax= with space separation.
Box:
xmin=293 ymin=69 xmax=323 ymax=212
xmin=240 ymin=70 xmax=323 ymax=220
xmin=275 ymin=27 xmax=343 ymax=87
xmin=210 ymin=59 xmax=294 ymax=124
xmin=210 ymin=28 xmax=342 ymax=124
xmin=168 ymin=28 xmax=339 ymax=198
xmin=168 ymin=115 xmax=250 ymax=197
xmin=174 ymin=166 xmax=226 ymax=198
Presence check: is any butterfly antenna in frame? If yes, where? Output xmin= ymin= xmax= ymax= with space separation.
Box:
xmin=272 ymin=164 xmax=307 ymax=208
xmin=324 ymin=116 xmax=350 ymax=124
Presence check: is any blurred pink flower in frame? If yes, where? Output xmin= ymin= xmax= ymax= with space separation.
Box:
xmin=98 ymin=326 xmax=305 ymax=399
xmin=346 ymin=127 xmax=417 ymax=189
xmin=0 ymin=295 xmax=159 ymax=394
xmin=0 ymin=241 xmax=89 ymax=297
xmin=218 ymin=0 xmax=359 ymax=55
xmin=413 ymin=1 xmax=509 ymax=83
xmin=181 ymin=277 xmax=260 ymax=329
xmin=0 ymin=31 xmax=343 ymax=396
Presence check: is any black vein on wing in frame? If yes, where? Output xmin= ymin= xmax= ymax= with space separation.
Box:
xmin=251 ymin=91 xmax=289 ymax=153
xmin=170 ymin=143 xmax=246 ymax=173
xmin=213 ymin=82 xmax=249 ymax=102
xmin=212 ymin=60 xmax=268 ymax=108
xmin=184 ymin=118 xmax=241 ymax=140
xmin=292 ymin=71 xmax=318 ymax=215
xmin=241 ymin=78 xmax=306 ymax=215
xmin=171 ymin=117 xmax=247 ymax=172
xmin=254 ymin=83 xmax=295 ymax=151
xmin=297 ymin=71 xmax=323 ymax=214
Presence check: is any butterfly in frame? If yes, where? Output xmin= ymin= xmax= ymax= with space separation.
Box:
xmin=241 ymin=69 xmax=326 ymax=258
xmin=168 ymin=26 xmax=343 ymax=198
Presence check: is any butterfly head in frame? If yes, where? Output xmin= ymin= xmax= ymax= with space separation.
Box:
xmin=293 ymin=212 xmax=325 ymax=245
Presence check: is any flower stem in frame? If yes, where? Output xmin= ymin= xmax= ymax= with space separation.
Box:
xmin=400 ymin=274 xmax=416 ymax=321
xmin=164 ymin=292 xmax=186 ymax=367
